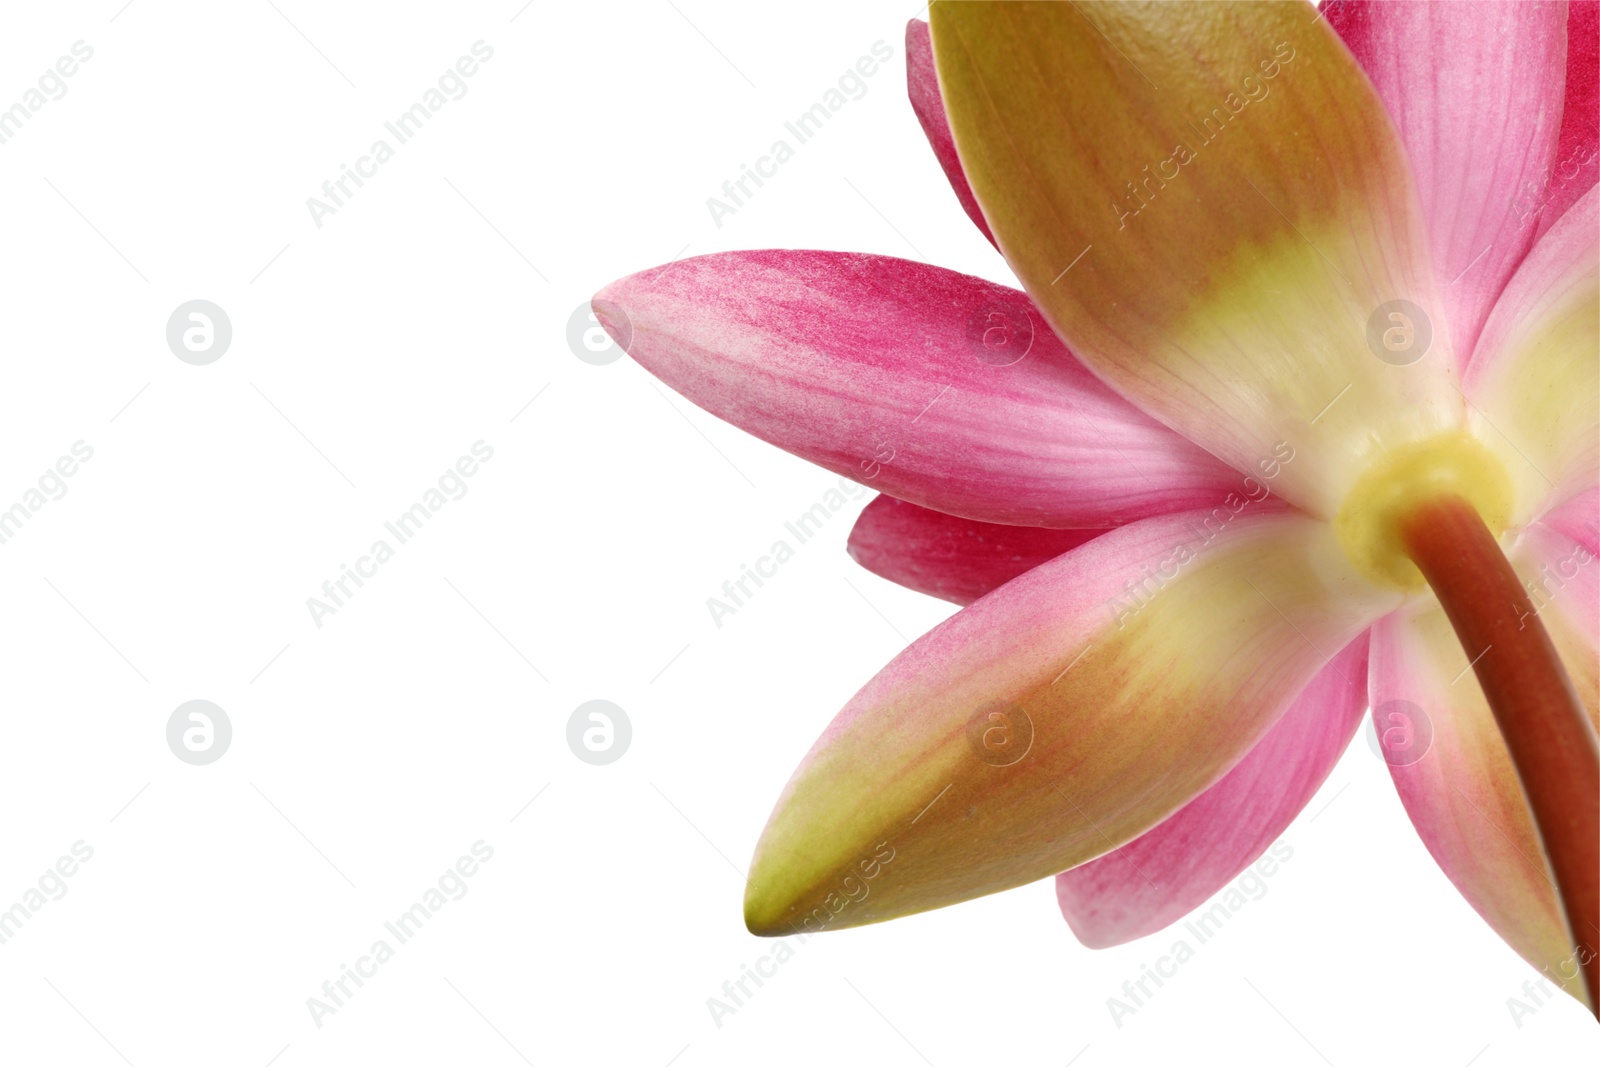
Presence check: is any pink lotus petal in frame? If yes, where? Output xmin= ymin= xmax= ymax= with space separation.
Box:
xmin=1327 ymin=0 xmax=1568 ymax=367
xmin=1368 ymin=518 xmax=1598 ymax=1004
xmin=1541 ymin=484 xmax=1600 ymax=555
xmin=847 ymin=495 xmax=1103 ymax=605
xmin=1463 ymin=184 xmax=1598 ymax=523
xmin=1537 ymin=0 xmax=1598 ymax=239
xmin=595 ymin=251 xmax=1244 ymax=528
xmin=1055 ymin=633 xmax=1369 ymax=948
xmin=1520 ymin=518 xmax=1600 ymax=652
xmin=906 ymin=19 xmax=994 ymax=246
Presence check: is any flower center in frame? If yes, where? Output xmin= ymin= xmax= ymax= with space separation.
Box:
xmin=1333 ymin=432 xmax=1513 ymax=590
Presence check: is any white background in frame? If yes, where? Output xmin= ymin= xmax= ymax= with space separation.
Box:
xmin=0 ymin=1 xmax=1592 ymax=1064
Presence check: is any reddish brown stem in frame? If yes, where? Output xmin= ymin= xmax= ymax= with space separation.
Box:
xmin=1399 ymin=495 xmax=1599 ymax=1013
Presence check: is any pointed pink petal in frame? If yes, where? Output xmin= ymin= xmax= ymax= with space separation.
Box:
xmin=1463 ymin=184 xmax=1598 ymax=523
xmin=1055 ymin=633 xmax=1369 ymax=948
xmin=1369 ymin=519 xmax=1598 ymax=1002
xmin=745 ymin=507 xmax=1401 ymax=933
xmin=1327 ymin=0 xmax=1568 ymax=366
xmin=594 ymin=251 xmax=1243 ymax=528
xmin=847 ymin=495 xmax=1102 ymax=605
xmin=906 ymin=19 xmax=994 ymax=246
xmin=1537 ymin=0 xmax=1598 ymax=239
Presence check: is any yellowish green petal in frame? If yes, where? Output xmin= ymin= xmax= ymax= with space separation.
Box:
xmin=744 ymin=507 xmax=1398 ymax=935
xmin=931 ymin=0 xmax=1459 ymax=519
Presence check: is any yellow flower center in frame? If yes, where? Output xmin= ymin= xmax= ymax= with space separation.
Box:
xmin=1333 ymin=432 xmax=1513 ymax=590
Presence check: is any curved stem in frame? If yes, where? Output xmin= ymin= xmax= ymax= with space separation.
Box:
xmin=1399 ymin=495 xmax=1599 ymax=1013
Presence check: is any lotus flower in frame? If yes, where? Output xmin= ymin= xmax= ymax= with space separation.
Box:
xmin=593 ymin=0 xmax=1600 ymax=1011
